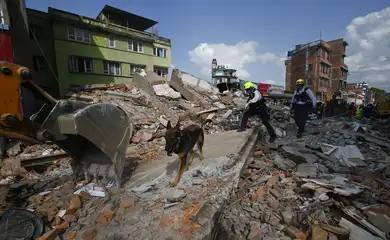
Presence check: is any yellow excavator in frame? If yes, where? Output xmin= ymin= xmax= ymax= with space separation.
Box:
xmin=0 ymin=61 xmax=133 ymax=188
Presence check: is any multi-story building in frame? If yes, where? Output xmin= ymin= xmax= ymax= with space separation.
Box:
xmin=23 ymin=5 xmax=171 ymax=96
xmin=286 ymin=40 xmax=332 ymax=101
xmin=1 ymin=3 xmax=172 ymax=113
xmin=328 ymin=38 xmax=349 ymax=93
xmin=286 ymin=39 xmax=350 ymax=102
xmin=211 ymin=58 xmax=239 ymax=92
xmin=346 ymin=83 xmax=366 ymax=105
xmin=26 ymin=8 xmax=59 ymax=97
xmin=48 ymin=5 xmax=171 ymax=95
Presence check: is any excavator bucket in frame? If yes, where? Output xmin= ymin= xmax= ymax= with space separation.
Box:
xmin=34 ymin=99 xmax=133 ymax=188
xmin=0 ymin=61 xmax=132 ymax=188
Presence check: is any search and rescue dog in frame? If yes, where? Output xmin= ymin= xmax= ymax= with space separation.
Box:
xmin=164 ymin=120 xmax=205 ymax=186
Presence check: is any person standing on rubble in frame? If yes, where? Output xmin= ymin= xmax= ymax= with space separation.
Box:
xmin=237 ymin=82 xmax=277 ymax=143
xmin=348 ymin=102 xmax=357 ymax=120
xmin=290 ymin=79 xmax=316 ymax=138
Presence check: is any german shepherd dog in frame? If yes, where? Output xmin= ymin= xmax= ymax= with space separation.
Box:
xmin=165 ymin=120 xmax=205 ymax=186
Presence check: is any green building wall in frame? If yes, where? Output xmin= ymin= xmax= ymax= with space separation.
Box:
xmin=52 ymin=22 xmax=171 ymax=95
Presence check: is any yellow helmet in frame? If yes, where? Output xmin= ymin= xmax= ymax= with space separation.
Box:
xmin=244 ymin=82 xmax=255 ymax=89
xmin=296 ymin=79 xmax=305 ymax=85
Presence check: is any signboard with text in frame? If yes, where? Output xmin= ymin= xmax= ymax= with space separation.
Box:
xmin=257 ymin=83 xmax=284 ymax=96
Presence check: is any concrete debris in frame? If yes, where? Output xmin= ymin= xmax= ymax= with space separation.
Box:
xmin=217 ymin=110 xmax=390 ymax=240
xmin=165 ymin=188 xmax=187 ymax=203
xmin=339 ymin=218 xmax=382 ymax=240
xmin=2 ymin=72 xmax=390 ymax=240
xmin=153 ymin=83 xmax=181 ymax=99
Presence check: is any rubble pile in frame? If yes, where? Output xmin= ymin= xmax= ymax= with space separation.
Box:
xmin=219 ymin=115 xmax=390 ymax=240
xmin=0 ymin=72 xmax=256 ymax=239
xmin=65 ymin=79 xmax=248 ymax=163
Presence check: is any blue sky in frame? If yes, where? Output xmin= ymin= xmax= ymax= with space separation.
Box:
xmin=26 ymin=0 xmax=390 ymax=91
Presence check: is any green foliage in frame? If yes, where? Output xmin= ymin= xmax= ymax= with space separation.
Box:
xmin=370 ymin=87 xmax=387 ymax=102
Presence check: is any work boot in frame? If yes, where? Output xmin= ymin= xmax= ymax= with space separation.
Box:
xmin=237 ymin=128 xmax=246 ymax=132
xmin=269 ymin=135 xmax=276 ymax=143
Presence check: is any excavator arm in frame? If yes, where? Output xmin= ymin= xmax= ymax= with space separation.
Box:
xmin=0 ymin=61 xmax=133 ymax=188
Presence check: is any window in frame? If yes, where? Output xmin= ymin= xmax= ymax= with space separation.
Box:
xmin=69 ymin=56 xmax=92 ymax=73
xmin=128 ymin=40 xmax=143 ymax=53
xmin=68 ymin=27 xmax=91 ymax=43
xmin=0 ymin=8 xmax=4 ymax=25
xmin=320 ymin=64 xmax=330 ymax=74
xmin=321 ymin=50 xmax=326 ymax=59
xmin=154 ymin=67 xmax=166 ymax=78
xmin=153 ymin=47 xmax=167 ymax=58
xmin=108 ymin=35 xmax=115 ymax=48
xmin=295 ymin=66 xmax=301 ymax=72
xmin=103 ymin=61 xmax=121 ymax=76
xmin=130 ymin=64 xmax=146 ymax=75
xmin=320 ymin=80 xmax=330 ymax=88
xmin=32 ymin=56 xmax=47 ymax=72
xmin=308 ymin=64 xmax=313 ymax=72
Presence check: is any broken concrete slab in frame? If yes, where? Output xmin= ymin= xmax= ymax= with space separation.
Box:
xmin=132 ymin=71 xmax=157 ymax=96
xmin=153 ymin=84 xmax=181 ymax=99
xmin=170 ymin=69 xmax=210 ymax=106
xmin=281 ymin=144 xmax=319 ymax=164
xmin=296 ymin=163 xmax=318 ymax=178
xmin=302 ymin=175 xmax=363 ymax=196
xmin=339 ymin=218 xmax=382 ymax=240
xmin=179 ymin=70 xmax=216 ymax=93
xmin=273 ymin=152 xmax=296 ymax=171
xmin=331 ymin=145 xmax=366 ymax=167
xmin=362 ymin=204 xmax=390 ymax=234
xmin=126 ymin=129 xmax=258 ymax=189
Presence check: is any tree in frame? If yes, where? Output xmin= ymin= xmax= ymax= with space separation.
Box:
xmin=370 ymin=87 xmax=387 ymax=102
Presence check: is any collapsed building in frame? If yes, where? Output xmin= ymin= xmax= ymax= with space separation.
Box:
xmin=0 ymin=68 xmax=389 ymax=240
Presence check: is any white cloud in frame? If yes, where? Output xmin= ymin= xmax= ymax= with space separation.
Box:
xmin=345 ymin=7 xmax=390 ymax=90
xmin=188 ymin=41 xmax=283 ymax=80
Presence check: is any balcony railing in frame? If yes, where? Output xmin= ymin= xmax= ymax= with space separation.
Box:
xmin=319 ymin=73 xmax=330 ymax=80
xmin=340 ymin=64 xmax=348 ymax=70
xmin=49 ymin=9 xmax=171 ymax=46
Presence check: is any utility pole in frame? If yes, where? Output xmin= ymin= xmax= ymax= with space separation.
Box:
xmin=304 ymin=47 xmax=309 ymax=86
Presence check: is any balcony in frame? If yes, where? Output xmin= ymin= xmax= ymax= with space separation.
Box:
xmin=319 ymin=72 xmax=330 ymax=80
xmin=340 ymin=75 xmax=347 ymax=81
xmin=48 ymin=8 xmax=171 ymax=46
xmin=319 ymin=59 xmax=332 ymax=66
xmin=340 ymin=64 xmax=348 ymax=71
